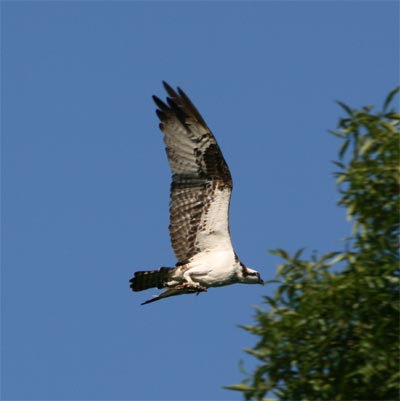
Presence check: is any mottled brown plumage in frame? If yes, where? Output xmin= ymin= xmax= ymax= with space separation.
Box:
xmin=154 ymin=82 xmax=232 ymax=264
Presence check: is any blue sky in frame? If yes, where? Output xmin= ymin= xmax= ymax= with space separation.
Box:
xmin=2 ymin=1 xmax=398 ymax=400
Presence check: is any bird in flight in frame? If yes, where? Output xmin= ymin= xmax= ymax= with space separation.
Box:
xmin=130 ymin=82 xmax=263 ymax=305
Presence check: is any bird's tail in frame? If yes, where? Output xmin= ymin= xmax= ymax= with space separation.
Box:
xmin=129 ymin=267 xmax=174 ymax=292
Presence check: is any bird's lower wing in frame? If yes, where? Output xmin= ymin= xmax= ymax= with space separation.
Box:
xmin=141 ymin=284 xmax=208 ymax=305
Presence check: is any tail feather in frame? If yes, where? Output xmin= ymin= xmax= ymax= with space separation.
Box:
xmin=129 ymin=267 xmax=174 ymax=292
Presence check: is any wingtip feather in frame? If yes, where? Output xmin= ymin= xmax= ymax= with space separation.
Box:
xmin=162 ymin=81 xmax=177 ymax=98
xmin=152 ymin=95 xmax=168 ymax=111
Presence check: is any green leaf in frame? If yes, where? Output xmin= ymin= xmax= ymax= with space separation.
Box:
xmin=339 ymin=139 xmax=350 ymax=159
xmin=383 ymin=86 xmax=400 ymax=112
xmin=385 ymin=112 xmax=400 ymax=120
xmin=269 ymin=248 xmax=290 ymax=259
xmin=336 ymin=100 xmax=353 ymax=115
xmin=263 ymin=279 xmax=282 ymax=285
xmin=329 ymin=129 xmax=346 ymax=139
xmin=376 ymin=120 xmax=399 ymax=133
xmin=318 ymin=251 xmax=341 ymax=263
xmin=332 ymin=160 xmax=346 ymax=169
xmin=325 ymin=252 xmax=349 ymax=266
xmin=336 ymin=172 xmax=347 ymax=185
xmin=294 ymin=247 xmax=306 ymax=260
xmin=359 ymin=138 xmax=375 ymax=156
xmin=224 ymin=383 xmax=255 ymax=391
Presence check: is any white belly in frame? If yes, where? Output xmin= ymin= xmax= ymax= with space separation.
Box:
xmin=179 ymin=249 xmax=240 ymax=287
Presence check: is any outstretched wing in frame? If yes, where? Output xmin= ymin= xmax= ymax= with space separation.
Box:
xmin=153 ymin=82 xmax=233 ymax=264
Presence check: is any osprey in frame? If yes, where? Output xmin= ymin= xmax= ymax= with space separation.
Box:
xmin=130 ymin=82 xmax=263 ymax=305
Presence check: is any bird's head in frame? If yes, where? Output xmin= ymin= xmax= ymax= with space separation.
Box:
xmin=238 ymin=264 xmax=264 ymax=285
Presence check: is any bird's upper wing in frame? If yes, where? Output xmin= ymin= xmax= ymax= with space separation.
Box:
xmin=153 ymin=82 xmax=234 ymax=264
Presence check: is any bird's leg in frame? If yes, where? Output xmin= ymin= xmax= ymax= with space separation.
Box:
xmin=182 ymin=271 xmax=208 ymax=293
xmin=182 ymin=270 xmax=199 ymax=286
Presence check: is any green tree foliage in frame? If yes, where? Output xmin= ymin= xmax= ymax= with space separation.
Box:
xmin=226 ymin=88 xmax=400 ymax=401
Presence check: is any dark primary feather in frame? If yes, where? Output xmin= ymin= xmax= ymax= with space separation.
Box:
xmin=153 ymin=82 xmax=233 ymax=264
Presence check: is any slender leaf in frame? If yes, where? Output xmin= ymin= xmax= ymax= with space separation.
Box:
xmin=336 ymin=100 xmax=353 ymax=116
xmin=383 ymin=86 xmax=400 ymax=112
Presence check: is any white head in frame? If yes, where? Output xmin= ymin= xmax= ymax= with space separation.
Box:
xmin=238 ymin=263 xmax=264 ymax=285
